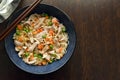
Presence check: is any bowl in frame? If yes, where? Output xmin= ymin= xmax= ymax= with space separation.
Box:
xmin=5 ymin=4 xmax=76 ymax=74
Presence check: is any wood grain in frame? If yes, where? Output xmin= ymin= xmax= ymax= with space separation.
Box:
xmin=0 ymin=0 xmax=120 ymax=80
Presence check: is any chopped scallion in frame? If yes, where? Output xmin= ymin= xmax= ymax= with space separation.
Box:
xmin=62 ymin=27 xmax=66 ymax=32
xmin=49 ymin=45 xmax=53 ymax=49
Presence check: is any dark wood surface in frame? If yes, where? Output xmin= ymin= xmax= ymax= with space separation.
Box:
xmin=0 ymin=0 xmax=120 ymax=80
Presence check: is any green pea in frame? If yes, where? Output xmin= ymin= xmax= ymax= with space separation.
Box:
xmin=49 ymin=59 xmax=55 ymax=63
xmin=49 ymin=45 xmax=54 ymax=49
xmin=23 ymin=27 xmax=30 ymax=33
xmin=38 ymin=54 xmax=43 ymax=59
xmin=48 ymin=21 xmax=53 ymax=26
xmin=62 ymin=27 xmax=66 ymax=32
xmin=16 ymin=30 xmax=20 ymax=35
xmin=24 ymin=52 xmax=29 ymax=58
xmin=42 ymin=34 xmax=47 ymax=38
xmin=51 ymin=54 xmax=57 ymax=58
xmin=33 ymin=53 xmax=38 ymax=57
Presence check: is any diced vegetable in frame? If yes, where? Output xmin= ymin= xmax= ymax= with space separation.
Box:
xmin=23 ymin=27 xmax=30 ymax=33
xmin=16 ymin=30 xmax=20 ymax=35
xmin=17 ymin=46 xmax=22 ymax=50
xmin=49 ymin=59 xmax=55 ymax=63
xmin=32 ymin=31 xmax=38 ymax=35
xmin=33 ymin=53 xmax=38 ymax=57
xmin=48 ymin=21 xmax=53 ymax=26
xmin=58 ymin=47 xmax=63 ymax=53
xmin=36 ymin=28 xmax=43 ymax=33
xmin=34 ymin=53 xmax=43 ymax=59
xmin=18 ymin=36 xmax=23 ymax=42
xmin=24 ymin=52 xmax=29 ymax=58
xmin=37 ymin=43 xmax=44 ymax=50
xmin=38 ymin=54 xmax=43 ymax=59
xmin=29 ymin=54 xmax=34 ymax=61
xmin=52 ymin=18 xmax=58 ymax=24
xmin=42 ymin=34 xmax=47 ymax=38
xmin=49 ymin=29 xmax=54 ymax=36
xmin=62 ymin=27 xmax=66 ymax=32
xmin=17 ymin=25 xmax=23 ymax=30
xmin=49 ymin=44 xmax=53 ymax=49
xmin=51 ymin=54 xmax=57 ymax=58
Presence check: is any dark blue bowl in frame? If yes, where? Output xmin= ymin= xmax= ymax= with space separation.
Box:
xmin=5 ymin=4 xmax=76 ymax=74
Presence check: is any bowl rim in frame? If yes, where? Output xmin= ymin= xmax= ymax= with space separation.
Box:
xmin=5 ymin=3 xmax=76 ymax=74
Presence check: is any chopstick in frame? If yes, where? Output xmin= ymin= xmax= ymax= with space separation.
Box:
xmin=0 ymin=0 xmax=43 ymax=41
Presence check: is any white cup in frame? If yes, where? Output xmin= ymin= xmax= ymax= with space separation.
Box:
xmin=0 ymin=0 xmax=14 ymax=19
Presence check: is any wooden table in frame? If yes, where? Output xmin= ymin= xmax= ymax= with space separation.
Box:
xmin=0 ymin=0 xmax=120 ymax=80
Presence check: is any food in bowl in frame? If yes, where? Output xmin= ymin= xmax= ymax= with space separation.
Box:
xmin=13 ymin=13 xmax=69 ymax=66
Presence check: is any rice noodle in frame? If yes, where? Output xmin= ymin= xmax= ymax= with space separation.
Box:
xmin=13 ymin=13 xmax=69 ymax=66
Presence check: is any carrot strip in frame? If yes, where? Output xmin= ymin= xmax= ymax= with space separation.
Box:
xmin=17 ymin=46 xmax=22 ymax=50
xmin=18 ymin=36 xmax=23 ymax=42
xmin=32 ymin=31 xmax=38 ymax=35
xmin=52 ymin=18 xmax=58 ymax=24
xmin=17 ymin=25 xmax=23 ymax=30
xmin=49 ymin=29 xmax=54 ymax=36
xmin=37 ymin=28 xmax=43 ymax=33
xmin=58 ymin=47 xmax=63 ymax=53
xmin=37 ymin=43 xmax=44 ymax=50
xmin=29 ymin=53 xmax=34 ymax=61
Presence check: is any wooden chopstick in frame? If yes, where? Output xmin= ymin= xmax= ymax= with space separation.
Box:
xmin=0 ymin=0 xmax=43 ymax=41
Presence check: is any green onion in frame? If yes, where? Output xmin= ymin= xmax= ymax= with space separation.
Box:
xmin=34 ymin=53 xmax=43 ymax=59
xmin=42 ymin=34 xmax=47 ymax=38
xmin=49 ymin=59 xmax=55 ymax=63
xmin=49 ymin=45 xmax=53 ymax=49
xmin=62 ymin=27 xmax=66 ymax=32
xmin=51 ymin=54 xmax=57 ymax=57
xmin=23 ymin=27 xmax=30 ymax=33
xmin=48 ymin=21 xmax=53 ymax=26
xmin=24 ymin=52 xmax=29 ymax=58
xmin=33 ymin=53 xmax=38 ymax=57
xmin=16 ymin=30 xmax=20 ymax=35
xmin=38 ymin=54 xmax=43 ymax=59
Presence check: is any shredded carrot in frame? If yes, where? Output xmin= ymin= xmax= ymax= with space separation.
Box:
xmin=18 ymin=36 xmax=23 ymax=42
xmin=50 ymin=40 xmax=54 ymax=45
xmin=49 ymin=29 xmax=54 ymax=36
xmin=29 ymin=54 xmax=34 ymax=61
xmin=17 ymin=46 xmax=22 ymax=50
xmin=31 ymin=22 xmax=35 ymax=27
xmin=32 ymin=31 xmax=38 ymax=35
xmin=52 ymin=18 xmax=58 ymax=24
xmin=58 ymin=47 xmax=63 ymax=53
xmin=42 ymin=60 xmax=47 ymax=65
xmin=45 ymin=37 xmax=54 ymax=44
xmin=37 ymin=43 xmax=44 ymax=50
xmin=55 ymin=22 xmax=59 ymax=27
xmin=49 ymin=37 xmax=54 ymax=44
xmin=25 ymin=47 xmax=29 ymax=51
xmin=37 ymin=28 xmax=43 ymax=33
xmin=45 ymin=38 xmax=49 ymax=41
xmin=17 ymin=25 xmax=23 ymax=30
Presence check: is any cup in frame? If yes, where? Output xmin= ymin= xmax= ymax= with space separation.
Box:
xmin=0 ymin=0 xmax=14 ymax=19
